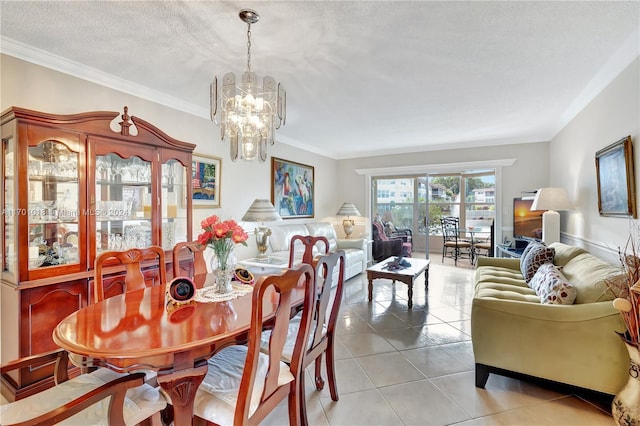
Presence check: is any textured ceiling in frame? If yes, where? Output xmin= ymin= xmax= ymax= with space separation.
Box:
xmin=1 ymin=1 xmax=639 ymax=159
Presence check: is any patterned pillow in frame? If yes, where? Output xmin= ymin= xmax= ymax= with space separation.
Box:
xmin=529 ymin=263 xmax=576 ymax=304
xmin=520 ymin=242 xmax=555 ymax=283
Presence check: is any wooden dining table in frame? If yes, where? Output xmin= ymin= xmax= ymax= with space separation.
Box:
xmin=52 ymin=272 xmax=301 ymax=426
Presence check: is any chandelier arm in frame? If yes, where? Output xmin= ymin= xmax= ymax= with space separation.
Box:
xmin=210 ymin=77 xmax=218 ymax=123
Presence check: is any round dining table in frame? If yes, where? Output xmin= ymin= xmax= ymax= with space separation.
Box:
xmin=52 ymin=272 xmax=301 ymax=426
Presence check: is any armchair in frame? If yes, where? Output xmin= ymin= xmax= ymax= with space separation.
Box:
xmin=372 ymin=221 xmax=411 ymax=262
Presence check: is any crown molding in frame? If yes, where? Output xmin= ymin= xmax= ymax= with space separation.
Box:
xmin=1 ymin=36 xmax=209 ymax=119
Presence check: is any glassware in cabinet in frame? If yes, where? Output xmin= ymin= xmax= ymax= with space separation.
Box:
xmin=161 ymin=159 xmax=188 ymax=250
xmin=94 ymin=153 xmax=153 ymax=254
xmin=27 ymin=140 xmax=80 ymax=269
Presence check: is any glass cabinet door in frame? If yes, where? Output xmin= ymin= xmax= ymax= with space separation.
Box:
xmin=27 ymin=140 xmax=80 ymax=269
xmin=95 ymin=153 xmax=153 ymax=254
xmin=2 ymin=135 xmax=16 ymax=276
xmin=161 ymin=159 xmax=188 ymax=249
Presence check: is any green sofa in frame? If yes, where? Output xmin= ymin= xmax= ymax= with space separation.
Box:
xmin=471 ymin=242 xmax=628 ymax=395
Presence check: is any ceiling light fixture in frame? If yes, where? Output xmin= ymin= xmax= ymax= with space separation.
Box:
xmin=210 ymin=9 xmax=286 ymax=162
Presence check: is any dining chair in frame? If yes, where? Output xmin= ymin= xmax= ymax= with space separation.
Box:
xmin=172 ymin=240 xmax=207 ymax=278
xmin=186 ymin=264 xmax=316 ymax=426
xmin=0 ymin=348 xmax=166 ymax=426
xmin=440 ymin=216 xmax=472 ymax=266
xmin=473 ymin=220 xmax=494 ymax=261
xmin=288 ymin=234 xmax=329 ymax=268
xmin=93 ymin=246 xmax=167 ymax=303
xmin=261 ymin=250 xmax=346 ymax=425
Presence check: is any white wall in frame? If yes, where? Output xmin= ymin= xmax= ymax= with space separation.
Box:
xmin=550 ymin=57 xmax=640 ymax=262
xmin=1 ymin=55 xmax=338 ymax=259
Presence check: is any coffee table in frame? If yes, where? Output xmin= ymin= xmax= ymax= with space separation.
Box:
xmin=367 ymin=257 xmax=430 ymax=309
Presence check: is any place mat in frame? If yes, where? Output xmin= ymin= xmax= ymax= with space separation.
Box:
xmin=195 ymin=281 xmax=254 ymax=303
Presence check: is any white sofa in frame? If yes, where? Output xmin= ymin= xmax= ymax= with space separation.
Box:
xmin=268 ymin=222 xmax=366 ymax=280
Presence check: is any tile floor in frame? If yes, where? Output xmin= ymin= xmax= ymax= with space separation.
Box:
xmin=262 ymin=256 xmax=614 ymax=426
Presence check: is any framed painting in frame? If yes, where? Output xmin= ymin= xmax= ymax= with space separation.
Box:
xmin=271 ymin=157 xmax=314 ymax=219
xmin=192 ymin=153 xmax=221 ymax=208
xmin=595 ymin=135 xmax=636 ymax=218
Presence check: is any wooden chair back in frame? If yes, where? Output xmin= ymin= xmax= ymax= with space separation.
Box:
xmin=238 ymin=264 xmax=316 ymax=425
xmin=172 ymin=240 xmax=207 ymax=278
xmin=93 ymin=245 xmax=166 ymax=303
xmin=0 ymin=349 xmax=156 ymax=426
xmin=288 ymin=235 xmax=330 ymax=268
xmin=306 ymin=250 xmax=346 ymax=399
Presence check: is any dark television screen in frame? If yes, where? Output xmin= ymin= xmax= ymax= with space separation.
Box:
xmin=513 ymin=198 xmax=543 ymax=240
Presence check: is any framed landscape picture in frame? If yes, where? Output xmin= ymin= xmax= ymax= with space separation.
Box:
xmin=595 ymin=135 xmax=636 ymax=218
xmin=192 ymin=153 xmax=221 ymax=208
xmin=271 ymin=157 xmax=314 ymax=219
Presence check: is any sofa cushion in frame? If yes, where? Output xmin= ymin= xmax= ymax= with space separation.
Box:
xmin=561 ymin=253 xmax=623 ymax=304
xmin=548 ymin=242 xmax=587 ymax=267
xmin=269 ymin=224 xmax=310 ymax=253
xmin=304 ymin=222 xmax=339 ymax=252
xmin=520 ymin=243 xmax=555 ymax=283
xmin=529 ymin=263 xmax=576 ymax=305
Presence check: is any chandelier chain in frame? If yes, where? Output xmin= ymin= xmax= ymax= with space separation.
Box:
xmin=246 ymin=23 xmax=252 ymax=73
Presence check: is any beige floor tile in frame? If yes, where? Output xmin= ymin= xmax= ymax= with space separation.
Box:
xmin=377 ymin=327 xmax=436 ymax=351
xmin=429 ymin=306 xmax=472 ymax=322
xmin=414 ymin=322 xmax=470 ymax=345
xmin=313 ymin=357 xmax=376 ymax=397
xmin=449 ymin=319 xmax=472 ymax=336
xmin=431 ymin=371 xmax=565 ymax=418
xmin=343 ymin=300 xmax=395 ymax=317
xmin=403 ymin=308 xmax=443 ymax=326
xmin=338 ymin=332 xmax=396 ymax=357
xmin=379 ymin=379 xmax=471 ymax=425
xmin=440 ymin=341 xmax=476 ymax=368
xmin=527 ymin=396 xmax=613 ymax=425
xmin=402 ymin=346 xmax=472 ymax=378
xmin=355 ymin=352 xmax=425 ymax=387
xmin=362 ymin=313 xmax=410 ymax=331
xmin=320 ymin=389 xmax=403 ymax=426
xmin=335 ymin=315 xmax=375 ymax=334
xmin=332 ymin=337 xmax=353 ymax=360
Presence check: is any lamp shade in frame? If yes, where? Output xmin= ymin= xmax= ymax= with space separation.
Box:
xmin=241 ymin=199 xmax=282 ymax=223
xmin=336 ymin=202 xmax=361 ymax=217
xmin=531 ymin=188 xmax=573 ymax=212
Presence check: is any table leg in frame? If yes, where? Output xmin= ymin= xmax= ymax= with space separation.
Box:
xmin=368 ymin=278 xmax=373 ymax=302
xmin=407 ymin=281 xmax=413 ymax=309
xmin=157 ymin=363 xmax=208 ymax=426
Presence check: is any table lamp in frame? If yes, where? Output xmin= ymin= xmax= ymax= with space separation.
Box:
xmin=241 ymin=199 xmax=282 ymax=258
xmin=336 ymin=202 xmax=361 ymax=238
xmin=530 ymin=187 xmax=573 ymax=245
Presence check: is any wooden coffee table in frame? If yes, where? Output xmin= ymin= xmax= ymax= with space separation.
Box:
xmin=367 ymin=257 xmax=430 ymax=309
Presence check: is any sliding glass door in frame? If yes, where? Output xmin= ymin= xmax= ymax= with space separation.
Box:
xmin=372 ymin=170 xmax=495 ymax=257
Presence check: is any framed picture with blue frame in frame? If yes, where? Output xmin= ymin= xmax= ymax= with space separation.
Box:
xmin=192 ymin=153 xmax=221 ymax=208
xmin=271 ymin=157 xmax=314 ymax=219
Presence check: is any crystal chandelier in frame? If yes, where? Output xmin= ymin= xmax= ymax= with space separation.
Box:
xmin=210 ymin=9 xmax=286 ymax=162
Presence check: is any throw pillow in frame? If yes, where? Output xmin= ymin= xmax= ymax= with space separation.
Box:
xmin=529 ymin=263 xmax=576 ymax=305
xmin=520 ymin=242 xmax=555 ymax=283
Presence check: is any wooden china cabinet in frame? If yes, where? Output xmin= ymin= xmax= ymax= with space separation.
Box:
xmin=1 ymin=106 xmax=195 ymax=400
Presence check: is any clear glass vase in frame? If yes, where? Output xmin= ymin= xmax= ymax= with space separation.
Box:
xmin=210 ymin=244 xmax=236 ymax=294
xmin=612 ymin=333 xmax=640 ymax=426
